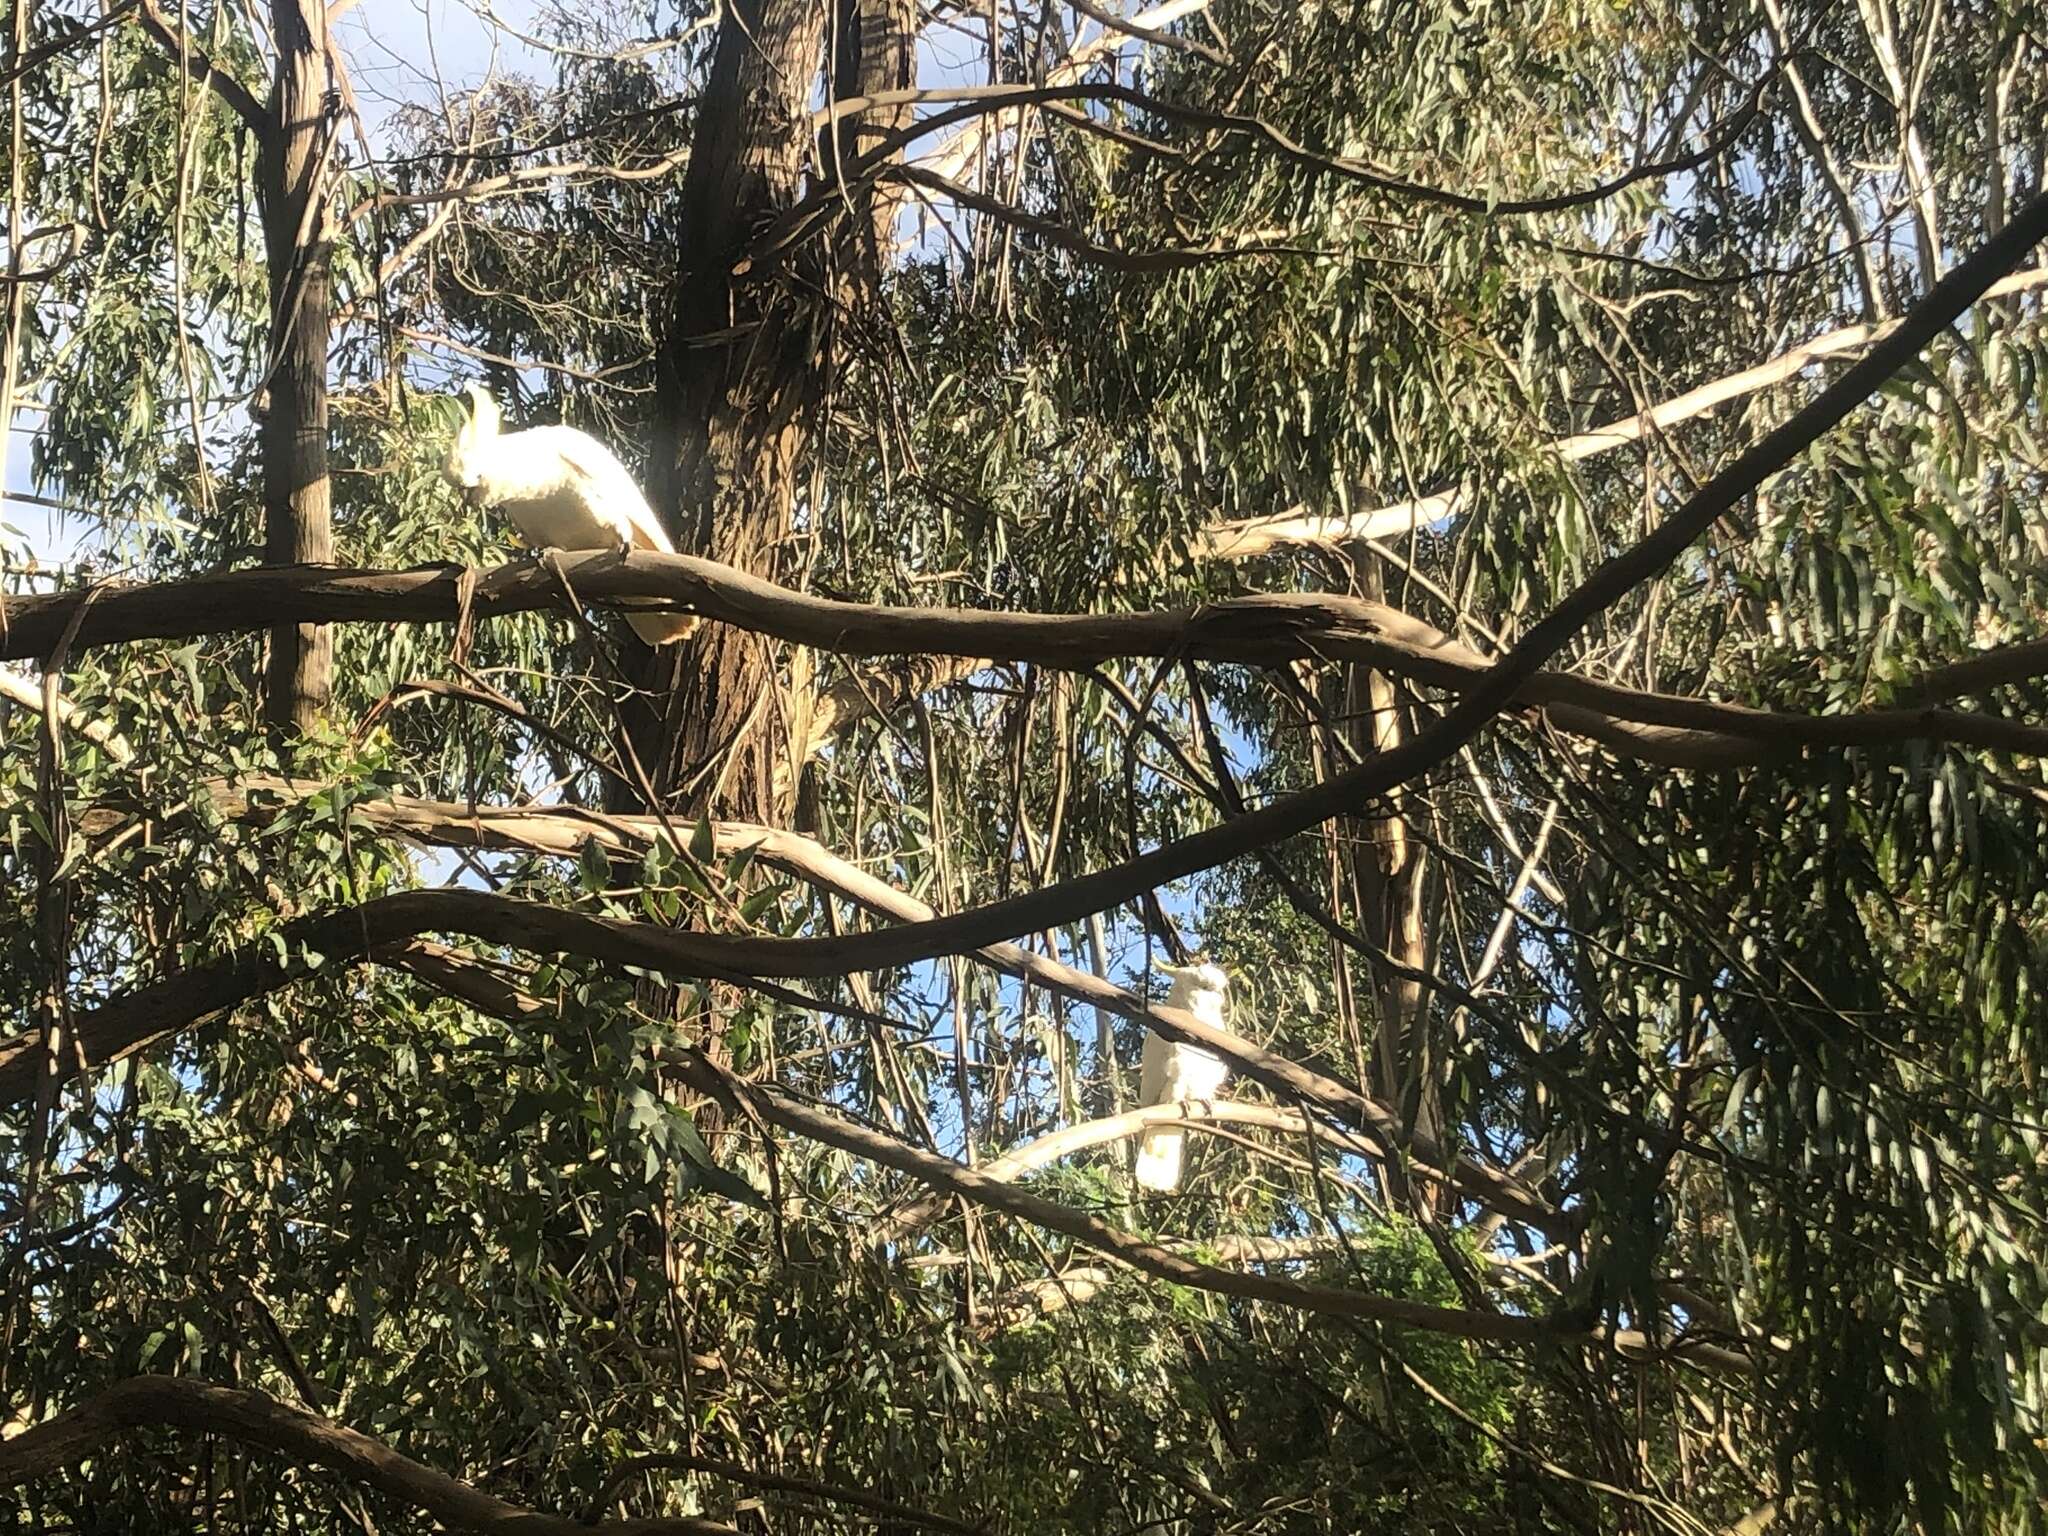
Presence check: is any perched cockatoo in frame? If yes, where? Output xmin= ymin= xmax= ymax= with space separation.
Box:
xmin=441 ymin=382 xmax=699 ymax=646
xmin=1134 ymin=961 xmax=1233 ymax=1192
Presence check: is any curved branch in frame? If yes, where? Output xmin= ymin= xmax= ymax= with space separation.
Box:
xmin=133 ymin=0 xmax=267 ymax=139
xmin=875 ymin=1100 xmax=1328 ymax=1241
xmin=886 ymin=163 xmax=1328 ymax=271
xmin=7 ymin=872 xmax=1565 ymax=1237
xmin=8 ymin=551 xmax=2046 ymax=768
xmin=673 ymin=1054 xmax=1749 ymax=1373
xmin=0 ymin=1374 xmax=734 ymax=1534
xmin=188 ymin=780 xmax=1555 ymax=1232
xmin=0 ymin=669 xmax=132 ymax=762
xmin=13 ymin=196 xmax=2045 ymax=1248
xmin=804 ymin=75 xmax=1762 ymax=222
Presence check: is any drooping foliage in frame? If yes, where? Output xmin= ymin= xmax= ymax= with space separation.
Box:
xmin=3 ymin=0 xmax=2047 ymax=1531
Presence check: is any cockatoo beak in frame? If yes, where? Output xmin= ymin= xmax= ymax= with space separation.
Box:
xmin=460 ymin=482 xmax=488 ymax=509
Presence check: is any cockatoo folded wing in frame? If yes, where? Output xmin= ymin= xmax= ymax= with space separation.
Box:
xmin=549 ymin=433 xmax=698 ymax=645
xmin=1139 ymin=1028 xmax=1172 ymax=1108
xmin=551 ymin=435 xmax=678 ymax=553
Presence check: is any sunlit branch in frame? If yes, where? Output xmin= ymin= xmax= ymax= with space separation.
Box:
xmin=1198 ymin=264 xmax=2048 ymax=560
xmin=39 ymin=788 xmax=1569 ymax=1237
xmin=674 ymin=1050 xmax=1743 ymax=1367
xmin=9 ymin=553 xmax=2048 ymax=767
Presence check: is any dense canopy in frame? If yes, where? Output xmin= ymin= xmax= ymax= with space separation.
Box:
xmin=2 ymin=0 xmax=2046 ymax=1531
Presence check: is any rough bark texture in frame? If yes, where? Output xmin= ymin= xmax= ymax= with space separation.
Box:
xmin=5 ymin=553 xmax=2046 ymax=766
xmin=831 ymin=0 xmax=919 ymax=272
xmin=641 ymin=0 xmax=830 ymax=823
xmin=258 ymin=0 xmax=333 ymax=736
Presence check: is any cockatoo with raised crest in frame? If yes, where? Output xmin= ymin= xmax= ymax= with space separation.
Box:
xmin=1135 ymin=961 xmax=1234 ymax=1192
xmin=441 ymin=382 xmax=699 ymax=647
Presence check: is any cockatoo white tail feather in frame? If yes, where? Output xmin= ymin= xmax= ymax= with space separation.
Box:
xmin=1134 ymin=961 xmax=1233 ymax=1192
xmin=442 ymin=383 xmax=698 ymax=646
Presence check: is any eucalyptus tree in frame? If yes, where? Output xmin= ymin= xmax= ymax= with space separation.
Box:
xmin=1 ymin=0 xmax=2046 ymax=1532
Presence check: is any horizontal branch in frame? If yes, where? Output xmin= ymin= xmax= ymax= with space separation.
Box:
xmin=0 ymin=1374 xmax=733 ymax=1534
xmin=15 ymin=201 xmax=2044 ymax=1300
xmin=874 ymin=1100 xmax=1328 ymax=1242
xmin=17 ymin=184 xmax=2048 ymax=1169
xmin=824 ymin=75 xmax=1757 ymax=218
xmin=975 ymin=1237 xmax=1408 ymax=1327
xmin=8 ymin=826 xmax=1710 ymax=1365
xmin=9 ymin=552 xmax=2045 ymax=769
xmin=1198 ymin=263 xmax=2048 ymax=560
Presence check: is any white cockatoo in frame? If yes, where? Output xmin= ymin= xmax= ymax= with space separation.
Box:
xmin=441 ymin=382 xmax=699 ymax=647
xmin=1134 ymin=960 xmax=1234 ymax=1192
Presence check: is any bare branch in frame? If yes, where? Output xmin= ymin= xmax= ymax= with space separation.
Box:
xmin=8 ymin=553 xmax=2048 ymax=768
xmin=29 ymin=791 xmax=1567 ymax=1235
xmin=0 ymin=1374 xmax=735 ymax=1534
xmin=10 ymin=197 xmax=2045 ymax=1204
xmin=875 ymin=1100 xmax=1331 ymax=1241
xmin=0 ymin=669 xmax=131 ymax=762
xmin=674 ymin=1052 xmax=1747 ymax=1371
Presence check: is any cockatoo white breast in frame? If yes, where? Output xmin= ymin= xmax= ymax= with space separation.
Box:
xmin=442 ymin=384 xmax=698 ymax=646
xmin=1135 ymin=961 xmax=1234 ymax=1192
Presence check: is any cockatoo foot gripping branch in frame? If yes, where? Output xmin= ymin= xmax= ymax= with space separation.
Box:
xmin=442 ymin=382 xmax=701 ymax=647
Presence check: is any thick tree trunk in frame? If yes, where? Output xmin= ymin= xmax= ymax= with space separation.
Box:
xmin=638 ymin=0 xmax=830 ymax=824
xmin=832 ymin=0 xmax=918 ymax=272
xmin=258 ymin=0 xmax=332 ymax=737
xmin=631 ymin=0 xmax=915 ymax=825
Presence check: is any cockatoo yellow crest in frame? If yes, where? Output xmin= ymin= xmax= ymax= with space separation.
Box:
xmin=1135 ymin=961 xmax=1233 ymax=1192
xmin=442 ymin=383 xmax=699 ymax=646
